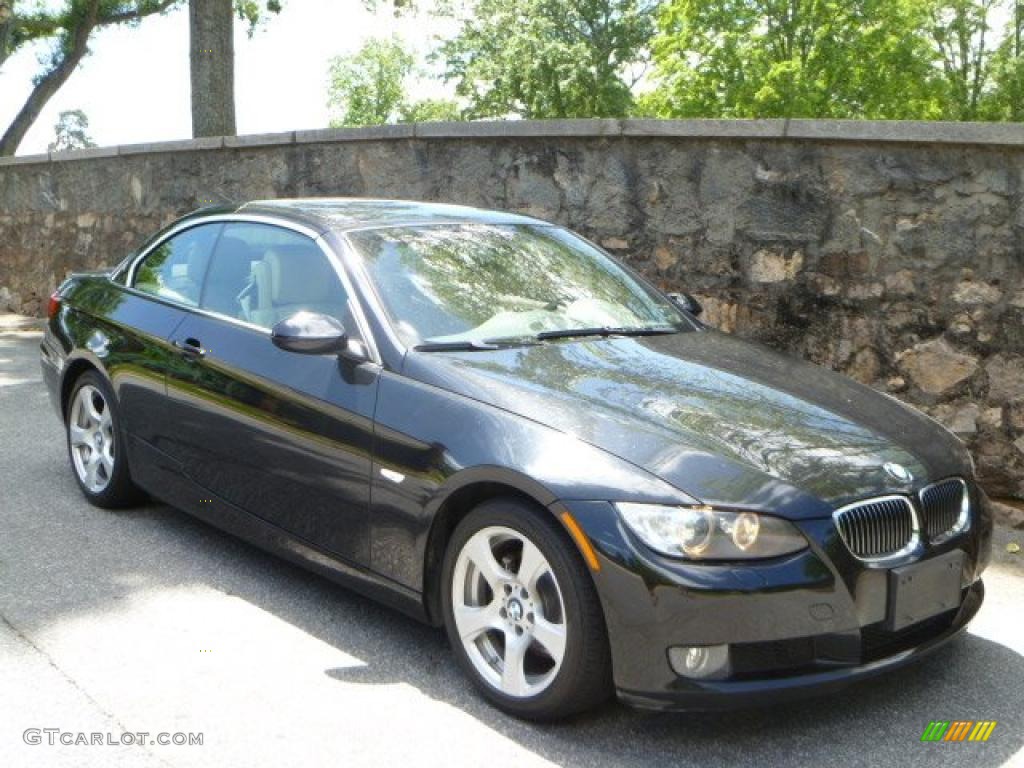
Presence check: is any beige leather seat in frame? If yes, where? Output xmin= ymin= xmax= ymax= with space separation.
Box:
xmin=203 ymin=237 xmax=260 ymax=320
xmin=249 ymin=246 xmax=349 ymax=329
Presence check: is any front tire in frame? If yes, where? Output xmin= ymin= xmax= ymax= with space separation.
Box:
xmin=441 ymin=497 xmax=612 ymax=720
xmin=66 ymin=371 xmax=143 ymax=508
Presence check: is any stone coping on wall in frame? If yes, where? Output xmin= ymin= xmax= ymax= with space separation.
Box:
xmin=4 ymin=118 xmax=1024 ymax=167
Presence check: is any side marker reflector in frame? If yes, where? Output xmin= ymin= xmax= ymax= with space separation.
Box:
xmin=560 ymin=512 xmax=601 ymax=572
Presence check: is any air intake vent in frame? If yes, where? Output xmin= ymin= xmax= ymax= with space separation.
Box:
xmin=834 ymin=495 xmax=917 ymax=561
xmin=919 ymin=478 xmax=969 ymax=543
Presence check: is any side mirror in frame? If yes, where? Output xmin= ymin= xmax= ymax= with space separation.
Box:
xmin=668 ymin=292 xmax=703 ymax=317
xmin=272 ymin=311 xmax=353 ymax=356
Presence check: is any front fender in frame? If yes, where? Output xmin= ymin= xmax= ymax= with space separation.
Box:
xmin=368 ymin=370 xmax=696 ymax=592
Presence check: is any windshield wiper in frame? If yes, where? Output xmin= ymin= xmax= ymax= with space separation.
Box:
xmin=413 ymin=340 xmax=501 ymax=352
xmin=535 ymin=325 xmax=678 ymax=341
xmin=413 ymin=337 xmax=541 ymax=352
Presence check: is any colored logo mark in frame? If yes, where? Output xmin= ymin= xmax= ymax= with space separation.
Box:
xmin=921 ymin=721 xmax=997 ymax=742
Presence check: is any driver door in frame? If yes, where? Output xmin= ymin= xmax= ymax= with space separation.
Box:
xmin=161 ymin=221 xmax=378 ymax=565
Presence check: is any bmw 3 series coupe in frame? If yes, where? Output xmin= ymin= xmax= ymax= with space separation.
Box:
xmin=41 ymin=198 xmax=992 ymax=720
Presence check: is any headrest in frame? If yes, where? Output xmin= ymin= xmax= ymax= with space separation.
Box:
xmin=208 ymin=238 xmax=257 ymax=281
xmin=265 ymin=246 xmax=338 ymax=305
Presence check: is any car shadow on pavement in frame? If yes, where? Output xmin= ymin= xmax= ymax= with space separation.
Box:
xmin=321 ymin=626 xmax=1024 ymax=768
xmin=139 ymin=502 xmax=1024 ymax=768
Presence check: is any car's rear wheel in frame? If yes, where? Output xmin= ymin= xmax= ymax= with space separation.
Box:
xmin=441 ymin=498 xmax=612 ymax=720
xmin=66 ymin=371 xmax=142 ymax=508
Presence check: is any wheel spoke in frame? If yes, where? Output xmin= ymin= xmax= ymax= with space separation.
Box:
xmin=464 ymin=534 xmax=510 ymax=589
xmin=85 ymin=395 xmax=103 ymax=425
xmin=84 ymin=454 xmax=100 ymax=488
xmin=501 ymin=632 xmax=530 ymax=696
xmin=99 ymin=447 xmax=114 ymax=478
xmin=69 ymin=424 xmax=90 ymax=447
xmin=531 ymin=617 xmax=566 ymax=662
xmin=517 ymin=538 xmax=549 ymax=592
xmin=454 ymin=601 xmax=501 ymax=642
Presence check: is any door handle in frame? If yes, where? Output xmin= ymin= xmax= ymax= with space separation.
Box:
xmin=173 ymin=337 xmax=206 ymax=359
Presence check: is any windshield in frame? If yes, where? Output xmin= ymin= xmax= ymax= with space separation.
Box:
xmin=347 ymin=223 xmax=690 ymax=347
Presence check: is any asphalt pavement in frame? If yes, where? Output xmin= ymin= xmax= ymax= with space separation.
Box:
xmin=1 ymin=325 xmax=1022 ymax=768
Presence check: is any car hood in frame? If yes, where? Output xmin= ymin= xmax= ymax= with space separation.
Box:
xmin=403 ymin=329 xmax=970 ymax=517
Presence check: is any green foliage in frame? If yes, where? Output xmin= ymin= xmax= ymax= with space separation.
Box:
xmin=48 ymin=108 xmax=96 ymax=151
xmin=925 ymin=0 xmax=1004 ymax=119
xmin=986 ymin=5 xmax=1024 ymax=119
xmin=328 ymin=36 xmax=463 ymax=126
xmin=436 ymin=0 xmax=656 ymax=118
xmin=234 ymin=0 xmax=282 ymax=36
xmin=398 ymin=96 xmax=461 ymax=122
xmin=328 ymin=37 xmax=415 ymax=126
xmin=643 ymin=0 xmax=1024 ymax=120
xmin=646 ymin=0 xmax=947 ymax=119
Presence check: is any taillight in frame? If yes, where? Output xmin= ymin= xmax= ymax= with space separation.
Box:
xmin=47 ymin=291 xmax=61 ymax=319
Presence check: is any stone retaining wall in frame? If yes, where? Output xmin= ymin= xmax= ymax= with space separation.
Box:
xmin=1 ymin=118 xmax=1022 ymax=499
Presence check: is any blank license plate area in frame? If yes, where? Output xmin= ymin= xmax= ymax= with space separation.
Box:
xmin=887 ymin=550 xmax=964 ymax=632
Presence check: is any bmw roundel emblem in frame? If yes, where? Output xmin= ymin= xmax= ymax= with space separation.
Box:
xmin=883 ymin=462 xmax=913 ymax=483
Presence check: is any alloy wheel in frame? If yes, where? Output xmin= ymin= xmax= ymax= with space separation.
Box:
xmin=451 ymin=525 xmax=568 ymax=698
xmin=69 ymin=384 xmax=115 ymax=494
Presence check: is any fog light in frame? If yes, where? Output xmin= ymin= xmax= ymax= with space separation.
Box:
xmin=668 ymin=644 xmax=730 ymax=680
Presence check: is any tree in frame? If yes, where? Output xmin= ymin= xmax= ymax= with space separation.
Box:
xmin=986 ymin=1 xmax=1024 ymax=119
xmin=48 ymin=108 xmax=96 ymax=151
xmin=925 ymin=0 xmax=1003 ymax=119
xmin=0 ymin=0 xmax=278 ymax=156
xmin=0 ymin=1 xmax=181 ymax=156
xmin=189 ymin=0 xmax=235 ymax=136
xmin=327 ymin=37 xmax=461 ymax=126
xmin=436 ymin=0 xmax=656 ymax=119
xmin=328 ymin=37 xmax=414 ymax=126
xmin=929 ymin=0 xmax=999 ymax=118
xmin=188 ymin=0 xmax=280 ymax=138
xmin=644 ymin=0 xmax=945 ymax=119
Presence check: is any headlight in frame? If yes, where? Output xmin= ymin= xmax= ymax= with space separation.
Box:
xmin=615 ymin=503 xmax=807 ymax=560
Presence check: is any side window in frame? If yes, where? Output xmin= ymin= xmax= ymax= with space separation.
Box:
xmin=199 ymin=223 xmax=355 ymax=334
xmin=132 ymin=224 xmax=222 ymax=306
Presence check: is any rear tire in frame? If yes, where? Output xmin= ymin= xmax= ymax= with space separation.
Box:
xmin=441 ymin=497 xmax=612 ymax=720
xmin=65 ymin=371 xmax=143 ymax=509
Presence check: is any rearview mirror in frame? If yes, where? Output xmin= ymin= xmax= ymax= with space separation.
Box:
xmin=668 ymin=292 xmax=703 ymax=317
xmin=271 ymin=311 xmax=352 ymax=356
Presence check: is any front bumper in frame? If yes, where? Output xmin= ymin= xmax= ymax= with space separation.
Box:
xmin=618 ymin=580 xmax=982 ymax=710
xmin=556 ymin=490 xmax=993 ymax=711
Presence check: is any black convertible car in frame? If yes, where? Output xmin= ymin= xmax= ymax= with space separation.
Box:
xmin=41 ymin=198 xmax=992 ymax=720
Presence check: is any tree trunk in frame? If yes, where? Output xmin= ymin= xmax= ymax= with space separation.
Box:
xmin=0 ymin=1 xmax=14 ymax=70
xmin=189 ymin=0 xmax=236 ymax=137
xmin=0 ymin=5 xmax=98 ymax=156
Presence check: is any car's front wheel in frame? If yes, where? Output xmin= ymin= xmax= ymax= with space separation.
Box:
xmin=441 ymin=498 xmax=612 ymax=720
xmin=66 ymin=371 xmax=142 ymax=508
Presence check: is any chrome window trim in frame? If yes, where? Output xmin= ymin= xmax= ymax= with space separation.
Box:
xmin=119 ymin=213 xmax=381 ymax=366
xmin=116 ymin=283 xmax=276 ymax=336
xmin=832 ymin=494 xmax=921 ymax=566
xmin=919 ymin=476 xmax=970 ymax=544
